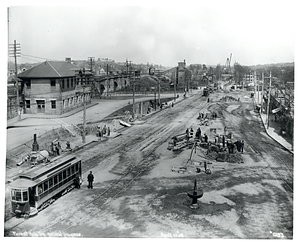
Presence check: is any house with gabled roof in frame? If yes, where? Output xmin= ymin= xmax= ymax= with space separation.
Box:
xmin=17 ymin=60 xmax=92 ymax=115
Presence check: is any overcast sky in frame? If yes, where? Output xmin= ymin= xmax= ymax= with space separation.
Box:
xmin=7 ymin=2 xmax=296 ymax=67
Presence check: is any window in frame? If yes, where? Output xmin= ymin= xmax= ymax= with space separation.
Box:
xmin=16 ymin=191 xmax=22 ymax=201
xmin=11 ymin=190 xmax=16 ymax=200
xmin=66 ymin=168 xmax=70 ymax=177
xmin=22 ymin=191 xmax=28 ymax=201
xmin=67 ymin=78 xmax=70 ymax=88
xmin=38 ymin=184 xmax=43 ymax=194
xmin=44 ymin=181 xmax=48 ymax=191
xmin=54 ymin=175 xmax=58 ymax=185
xmin=63 ymin=170 xmax=66 ymax=179
xmin=58 ymin=173 xmax=62 ymax=182
xmin=75 ymin=163 xmax=79 ymax=172
xmin=25 ymin=100 xmax=30 ymax=108
xmin=50 ymin=79 xmax=56 ymax=87
xmin=61 ymin=79 xmax=65 ymax=89
xmin=71 ymin=165 xmax=75 ymax=174
xmin=71 ymin=78 xmax=74 ymax=87
xmin=26 ymin=80 xmax=31 ymax=89
xmin=51 ymin=100 xmax=56 ymax=109
xmin=49 ymin=178 xmax=53 ymax=188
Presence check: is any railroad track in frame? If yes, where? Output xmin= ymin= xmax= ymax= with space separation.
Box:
xmin=56 ymin=94 xmax=209 ymax=232
xmin=4 ymin=92 xmax=208 ymax=233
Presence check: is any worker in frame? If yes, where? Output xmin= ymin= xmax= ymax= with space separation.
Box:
xmin=87 ymin=171 xmax=94 ymax=189
xmin=186 ymin=128 xmax=189 ymax=140
xmin=204 ymin=134 xmax=208 ymax=143
xmin=190 ymin=128 xmax=194 ymax=138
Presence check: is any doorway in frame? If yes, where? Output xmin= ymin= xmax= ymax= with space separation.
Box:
xmin=36 ymin=100 xmax=45 ymax=113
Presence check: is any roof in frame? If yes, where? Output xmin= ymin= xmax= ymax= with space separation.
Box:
xmin=17 ymin=61 xmax=80 ymax=79
xmin=19 ymin=154 xmax=79 ymax=181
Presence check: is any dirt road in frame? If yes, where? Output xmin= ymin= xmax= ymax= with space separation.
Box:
xmin=5 ymin=89 xmax=293 ymax=239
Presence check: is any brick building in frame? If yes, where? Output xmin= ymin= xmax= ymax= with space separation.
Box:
xmin=17 ymin=61 xmax=92 ymax=115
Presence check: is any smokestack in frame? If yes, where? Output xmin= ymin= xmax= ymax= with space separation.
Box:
xmin=32 ymin=134 xmax=39 ymax=151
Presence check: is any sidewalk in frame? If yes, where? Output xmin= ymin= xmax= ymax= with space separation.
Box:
xmin=253 ymin=98 xmax=293 ymax=154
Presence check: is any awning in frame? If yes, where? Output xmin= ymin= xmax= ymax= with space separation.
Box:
xmin=272 ymin=107 xmax=281 ymax=114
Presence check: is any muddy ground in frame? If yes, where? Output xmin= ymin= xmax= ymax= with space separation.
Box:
xmin=4 ymin=89 xmax=293 ymax=239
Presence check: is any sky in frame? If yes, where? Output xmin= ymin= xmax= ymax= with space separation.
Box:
xmin=5 ymin=1 xmax=297 ymax=67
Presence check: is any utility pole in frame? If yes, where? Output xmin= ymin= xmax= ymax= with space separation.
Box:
xmin=254 ymin=71 xmax=257 ymax=103
xmin=266 ymin=71 xmax=272 ymax=128
xmin=174 ymin=67 xmax=178 ymax=102
xmin=132 ymin=66 xmax=135 ymax=120
xmin=9 ymin=40 xmax=21 ymax=120
xmin=79 ymin=71 xmax=87 ymax=143
xmin=261 ymin=72 xmax=264 ymax=114
xmin=88 ymin=57 xmax=94 ymax=73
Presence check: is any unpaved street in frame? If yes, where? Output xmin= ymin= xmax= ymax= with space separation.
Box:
xmin=5 ymin=89 xmax=293 ymax=239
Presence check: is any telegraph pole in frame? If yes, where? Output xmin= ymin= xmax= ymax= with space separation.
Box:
xmin=132 ymin=68 xmax=135 ymax=120
xmin=174 ymin=67 xmax=178 ymax=102
xmin=266 ymin=71 xmax=272 ymax=128
xmin=261 ymin=72 xmax=264 ymax=114
xmin=88 ymin=57 xmax=94 ymax=73
xmin=9 ymin=40 xmax=21 ymax=120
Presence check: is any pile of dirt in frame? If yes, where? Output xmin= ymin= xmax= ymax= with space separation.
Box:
xmin=216 ymin=152 xmax=243 ymax=163
xmin=218 ymin=96 xmax=239 ymax=102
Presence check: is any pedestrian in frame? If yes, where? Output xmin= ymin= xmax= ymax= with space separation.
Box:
xmin=204 ymin=161 xmax=207 ymax=171
xmin=87 ymin=171 xmax=94 ymax=189
xmin=222 ymin=135 xmax=225 ymax=147
xmin=190 ymin=128 xmax=194 ymax=138
xmin=107 ymin=126 xmax=110 ymax=136
xmin=207 ymin=98 xmax=210 ymax=103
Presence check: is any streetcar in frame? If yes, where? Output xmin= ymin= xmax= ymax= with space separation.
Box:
xmin=9 ymin=154 xmax=82 ymax=217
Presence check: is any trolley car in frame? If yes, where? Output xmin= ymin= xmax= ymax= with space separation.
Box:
xmin=10 ymin=154 xmax=82 ymax=217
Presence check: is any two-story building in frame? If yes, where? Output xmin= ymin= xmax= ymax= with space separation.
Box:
xmin=17 ymin=60 xmax=92 ymax=115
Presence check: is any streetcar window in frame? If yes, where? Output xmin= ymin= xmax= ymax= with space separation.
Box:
xmin=38 ymin=184 xmax=43 ymax=194
xmin=63 ymin=170 xmax=66 ymax=179
xmin=58 ymin=173 xmax=62 ymax=182
xmin=16 ymin=191 xmax=22 ymax=201
xmin=44 ymin=181 xmax=48 ymax=191
xmin=66 ymin=168 xmax=70 ymax=177
xmin=49 ymin=178 xmax=53 ymax=188
xmin=71 ymin=165 xmax=75 ymax=174
xmin=11 ymin=190 xmax=16 ymax=200
xmin=75 ymin=163 xmax=78 ymax=172
xmin=22 ymin=191 xmax=28 ymax=201
xmin=54 ymin=175 xmax=58 ymax=185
